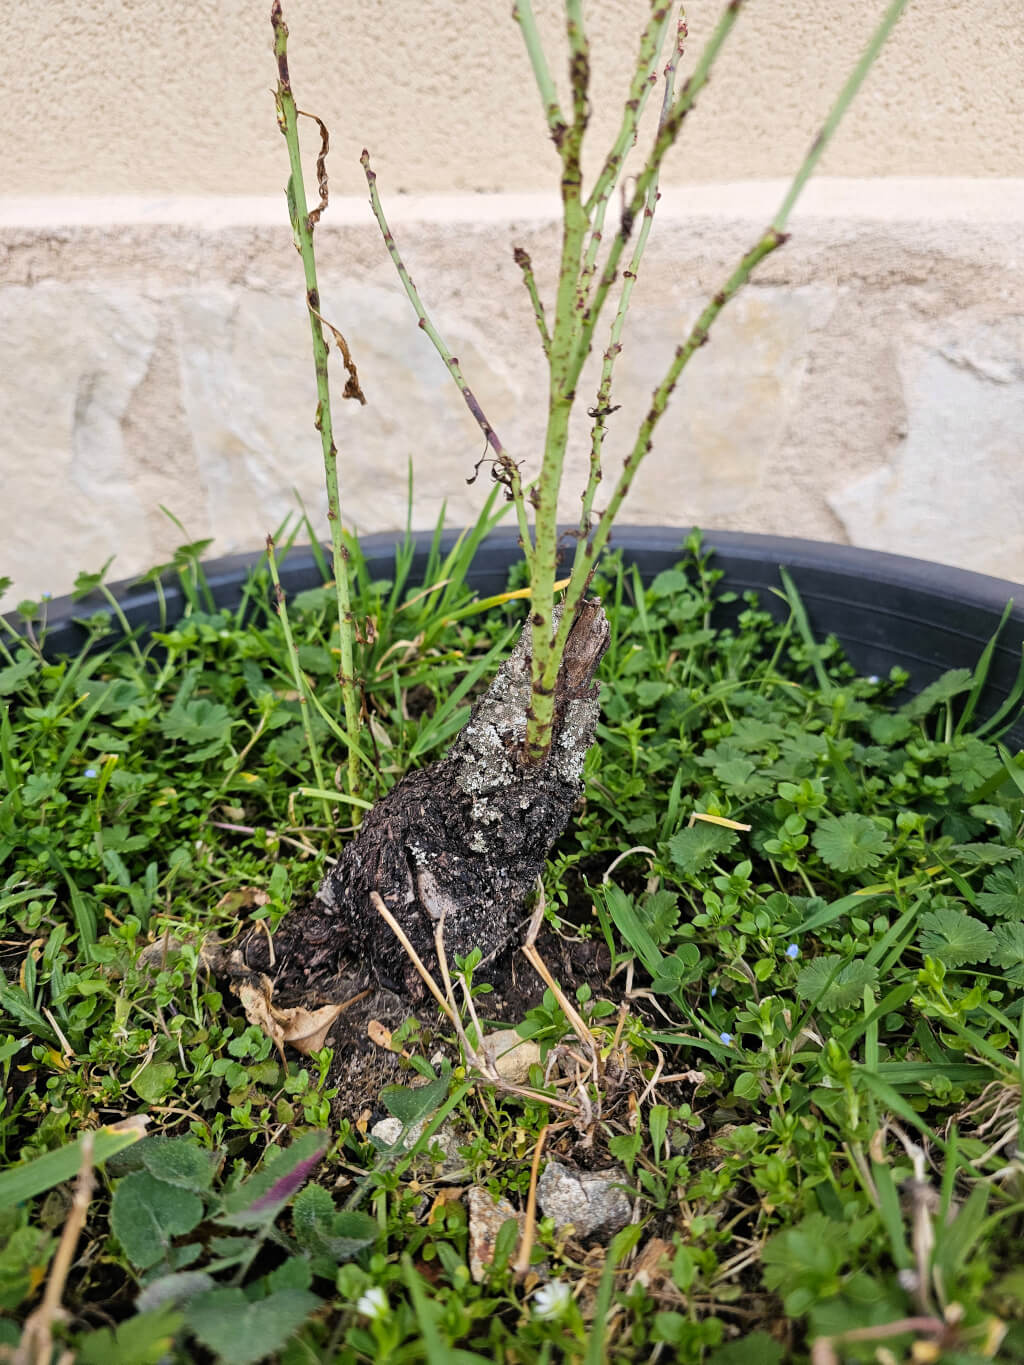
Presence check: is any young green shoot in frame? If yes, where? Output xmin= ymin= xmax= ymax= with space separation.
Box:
xmin=271 ymin=1 xmax=364 ymax=804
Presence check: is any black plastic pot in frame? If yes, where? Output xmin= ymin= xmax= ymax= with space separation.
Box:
xmin=13 ymin=528 xmax=1024 ymax=746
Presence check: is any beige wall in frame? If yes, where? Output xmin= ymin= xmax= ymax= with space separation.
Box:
xmin=9 ymin=1 xmax=1023 ymax=196
xmin=2 ymin=2 xmax=1024 ymax=602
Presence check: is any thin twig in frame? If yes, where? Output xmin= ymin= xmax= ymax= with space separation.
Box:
xmin=16 ymin=1133 xmax=95 ymax=1365
xmin=557 ymin=0 xmax=911 ymax=652
xmin=513 ymin=246 xmax=551 ymax=358
xmin=360 ymin=150 xmax=533 ymax=564
xmin=265 ymin=535 xmax=329 ymax=817
xmin=368 ymin=891 xmax=456 ymax=1024
xmin=513 ymin=1123 xmax=549 ymax=1277
xmin=271 ymin=2 xmax=363 ymax=805
xmin=368 ymin=893 xmax=579 ymax=1115
xmin=512 ymin=0 xmax=569 ymax=147
xmin=577 ymin=9 xmax=684 ymax=549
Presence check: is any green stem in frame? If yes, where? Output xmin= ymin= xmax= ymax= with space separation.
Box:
xmin=513 ymin=0 xmax=569 ymax=148
xmin=578 ymin=3 xmax=674 ymax=302
xmin=772 ymin=0 xmax=910 ymax=233
xmin=568 ymin=0 xmax=744 ymax=393
xmin=513 ymin=246 xmax=551 ymax=359
xmin=361 ymin=150 xmax=534 ymax=566
xmin=524 ymin=0 xmax=591 ymax=764
xmin=271 ymin=1 xmax=362 ymax=805
xmin=557 ymin=0 xmax=912 ymax=651
xmin=265 ymin=535 xmax=329 ymax=819
xmin=576 ymin=10 xmax=685 ymax=553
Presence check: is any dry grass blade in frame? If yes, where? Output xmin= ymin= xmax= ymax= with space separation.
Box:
xmin=15 ymin=1133 xmax=95 ymax=1365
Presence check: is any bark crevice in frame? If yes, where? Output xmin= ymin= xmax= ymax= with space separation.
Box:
xmin=240 ymin=599 xmax=609 ymax=1006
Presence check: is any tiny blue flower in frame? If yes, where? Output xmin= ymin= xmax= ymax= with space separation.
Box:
xmin=710 ymin=986 xmax=717 ymax=998
xmin=83 ymin=767 xmax=98 ymax=778
xmin=719 ymin=1032 xmax=733 ymax=1046
xmin=785 ymin=943 xmax=800 ymax=959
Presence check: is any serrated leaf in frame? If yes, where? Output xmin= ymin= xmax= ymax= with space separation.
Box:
xmin=292 ymin=1183 xmax=335 ymax=1253
xmin=160 ymin=699 xmax=233 ymax=748
xmin=901 ymin=668 xmax=973 ymax=719
xmin=869 ymin=713 xmax=914 ymax=745
xmin=991 ymin=922 xmax=1024 ymax=984
xmin=947 ymin=842 xmax=1022 ymax=867
xmin=667 ymin=822 xmax=738 ymax=875
xmin=812 ymin=814 xmax=890 ymax=873
xmin=185 ymin=1286 xmax=321 ymax=1365
xmin=111 ymin=1171 xmax=204 ymax=1269
xmin=712 ymin=757 xmax=773 ymax=799
xmin=640 ymin=889 xmax=680 ymax=943
xmin=978 ymin=862 xmax=1024 ymax=918
xmin=140 ymin=1138 xmax=219 ymax=1193
xmin=312 ymin=1210 xmax=378 ymax=1262
xmin=0 ymin=657 xmax=38 ymax=696
xmin=795 ymin=956 xmax=879 ymax=1012
xmin=219 ymin=1131 xmax=329 ymax=1228
xmin=918 ymin=909 xmax=995 ymax=966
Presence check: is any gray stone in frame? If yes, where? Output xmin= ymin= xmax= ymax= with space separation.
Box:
xmin=467 ymin=1186 xmax=524 ymax=1283
xmin=830 ymin=317 xmax=1024 ymax=580
xmin=369 ymin=1117 xmax=465 ymax=1178
xmin=536 ymin=1160 xmax=633 ymax=1240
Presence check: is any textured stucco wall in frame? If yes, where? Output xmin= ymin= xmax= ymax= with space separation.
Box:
xmin=8 ymin=1 xmax=1023 ymax=197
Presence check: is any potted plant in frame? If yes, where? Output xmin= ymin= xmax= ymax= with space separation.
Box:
xmin=2 ymin=2 xmax=1024 ymax=1362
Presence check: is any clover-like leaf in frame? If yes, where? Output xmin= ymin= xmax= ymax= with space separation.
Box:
xmin=918 ymin=909 xmax=995 ymax=967
xmin=795 ymin=956 xmax=879 ymax=1012
xmin=812 ymin=814 xmax=890 ymax=873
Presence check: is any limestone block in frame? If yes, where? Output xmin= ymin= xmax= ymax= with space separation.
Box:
xmin=1 ymin=285 xmax=160 ymax=599
xmin=829 ymin=317 xmax=1024 ymax=579
xmin=615 ymin=285 xmax=838 ymax=524
xmin=172 ymin=279 xmax=525 ymax=552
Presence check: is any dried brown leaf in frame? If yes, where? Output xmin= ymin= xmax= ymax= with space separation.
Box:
xmin=236 ymin=975 xmax=347 ymax=1059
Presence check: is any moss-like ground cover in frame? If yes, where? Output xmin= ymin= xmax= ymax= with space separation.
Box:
xmin=2 ymin=527 xmax=1023 ymax=1363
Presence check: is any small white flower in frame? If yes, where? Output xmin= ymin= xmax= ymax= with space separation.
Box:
xmin=356 ymin=1286 xmax=389 ymax=1320
xmin=533 ymin=1280 xmax=572 ymax=1320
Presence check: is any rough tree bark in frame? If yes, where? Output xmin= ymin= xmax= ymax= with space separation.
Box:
xmin=239 ymin=599 xmax=610 ymax=1006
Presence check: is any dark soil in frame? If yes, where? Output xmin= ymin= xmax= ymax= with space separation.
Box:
xmin=226 ymin=602 xmax=612 ymax=1116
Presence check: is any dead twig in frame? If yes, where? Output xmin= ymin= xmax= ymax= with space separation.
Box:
xmin=16 ymin=1133 xmax=95 ymax=1365
xmin=513 ymin=1122 xmax=549 ymax=1277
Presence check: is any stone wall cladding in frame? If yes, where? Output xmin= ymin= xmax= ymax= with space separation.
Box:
xmin=1 ymin=181 xmax=1022 ymax=599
